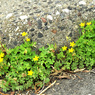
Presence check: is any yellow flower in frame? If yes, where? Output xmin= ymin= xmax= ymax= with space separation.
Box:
xmin=28 ymin=70 xmax=33 ymax=75
xmin=69 ymin=48 xmax=74 ymax=53
xmin=79 ymin=23 xmax=85 ymax=27
xmin=33 ymin=56 xmax=39 ymax=61
xmin=66 ymin=36 xmax=71 ymax=41
xmin=0 ymin=57 xmax=3 ymax=62
xmin=62 ymin=46 xmax=67 ymax=51
xmin=24 ymin=49 xmax=27 ymax=54
xmin=70 ymin=42 xmax=75 ymax=47
xmin=26 ymin=38 xmax=30 ymax=41
xmin=0 ymin=53 xmax=4 ymax=57
xmin=22 ymin=32 xmax=27 ymax=36
xmin=86 ymin=22 xmax=91 ymax=25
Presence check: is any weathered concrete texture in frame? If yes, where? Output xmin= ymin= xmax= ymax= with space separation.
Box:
xmin=0 ymin=0 xmax=95 ymax=49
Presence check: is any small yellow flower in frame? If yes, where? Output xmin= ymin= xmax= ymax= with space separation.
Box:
xmin=66 ymin=36 xmax=71 ymax=41
xmin=79 ymin=22 xmax=85 ymax=27
xmin=69 ymin=48 xmax=74 ymax=53
xmin=33 ymin=56 xmax=39 ymax=61
xmin=26 ymin=38 xmax=30 ymax=41
xmin=86 ymin=22 xmax=91 ymax=25
xmin=22 ymin=32 xmax=27 ymax=36
xmin=28 ymin=70 xmax=33 ymax=75
xmin=0 ymin=57 xmax=3 ymax=62
xmin=24 ymin=49 xmax=27 ymax=54
xmin=70 ymin=42 xmax=75 ymax=47
xmin=0 ymin=53 xmax=4 ymax=57
xmin=62 ymin=46 xmax=67 ymax=51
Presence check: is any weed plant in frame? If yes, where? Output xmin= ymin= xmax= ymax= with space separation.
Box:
xmin=0 ymin=19 xmax=95 ymax=92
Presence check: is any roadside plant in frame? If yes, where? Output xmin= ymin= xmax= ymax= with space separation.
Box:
xmin=74 ymin=19 xmax=95 ymax=70
xmin=0 ymin=32 xmax=56 ymax=92
xmin=56 ymin=41 xmax=76 ymax=70
xmin=61 ymin=19 xmax=95 ymax=70
xmin=0 ymin=19 xmax=95 ymax=93
xmin=0 ymin=39 xmax=38 ymax=92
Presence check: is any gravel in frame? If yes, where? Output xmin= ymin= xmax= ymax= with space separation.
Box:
xmin=0 ymin=0 xmax=95 ymax=95
xmin=0 ymin=0 xmax=95 ymax=49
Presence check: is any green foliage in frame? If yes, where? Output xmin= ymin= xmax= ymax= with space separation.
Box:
xmin=0 ymin=19 xmax=95 ymax=92
xmin=0 ymin=40 xmax=56 ymax=92
xmin=74 ymin=19 xmax=95 ymax=70
xmin=0 ymin=41 xmax=37 ymax=92
xmin=62 ymin=19 xmax=95 ymax=70
xmin=54 ymin=60 xmax=62 ymax=70
xmin=39 ymin=44 xmax=56 ymax=68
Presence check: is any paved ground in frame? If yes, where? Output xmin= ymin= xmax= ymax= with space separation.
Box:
xmin=44 ymin=71 xmax=95 ymax=95
xmin=18 ymin=69 xmax=95 ymax=95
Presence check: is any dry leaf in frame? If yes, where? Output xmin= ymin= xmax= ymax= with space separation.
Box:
xmin=55 ymin=75 xmax=71 ymax=79
xmin=74 ymin=68 xmax=85 ymax=72
xmin=10 ymin=92 xmax=15 ymax=95
xmin=51 ymin=50 xmax=55 ymax=53
xmin=82 ymin=70 xmax=90 ymax=73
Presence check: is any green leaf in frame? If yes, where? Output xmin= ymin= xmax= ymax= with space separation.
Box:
xmin=44 ymin=78 xmax=50 ymax=83
xmin=57 ymin=52 xmax=65 ymax=60
xmin=54 ymin=61 xmax=62 ymax=70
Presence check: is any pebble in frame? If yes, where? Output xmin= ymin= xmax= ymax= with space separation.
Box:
xmin=41 ymin=17 xmax=47 ymax=23
xmin=38 ymin=32 xmax=43 ymax=38
xmin=47 ymin=15 xmax=53 ymax=20
xmin=56 ymin=4 xmax=62 ymax=7
xmin=19 ymin=15 xmax=28 ymax=20
xmin=30 ymin=28 xmax=35 ymax=31
xmin=58 ymin=26 xmax=65 ymax=30
xmin=6 ymin=13 xmax=13 ymax=19
xmin=37 ymin=19 xmax=42 ymax=29
xmin=31 ymin=33 xmax=34 ymax=37
xmin=44 ymin=22 xmax=48 ymax=26
xmin=79 ymin=1 xmax=86 ymax=5
xmin=56 ymin=11 xmax=60 ymax=15
xmin=44 ymin=26 xmax=48 ymax=30
xmin=62 ymin=8 xmax=70 ymax=13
